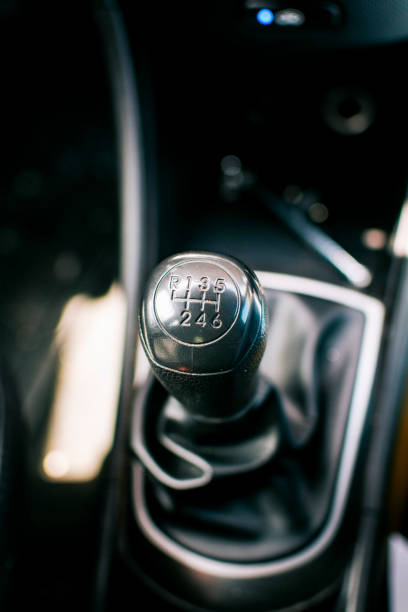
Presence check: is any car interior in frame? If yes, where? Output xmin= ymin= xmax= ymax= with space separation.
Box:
xmin=1 ymin=1 xmax=408 ymax=611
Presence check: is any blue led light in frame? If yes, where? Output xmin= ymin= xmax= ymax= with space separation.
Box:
xmin=256 ymin=8 xmax=274 ymax=26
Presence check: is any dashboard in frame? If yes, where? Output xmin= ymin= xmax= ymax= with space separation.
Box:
xmin=1 ymin=1 xmax=408 ymax=611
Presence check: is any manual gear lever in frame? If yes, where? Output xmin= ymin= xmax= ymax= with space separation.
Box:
xmin=139 ymin=251 xmax=267 ymax=422
xmin=131 ymin=249 xmax=383 ymax=602
xmin=136 ymin=249 xmax=358 ymax=491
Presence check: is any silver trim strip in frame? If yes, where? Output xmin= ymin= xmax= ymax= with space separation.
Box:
xmin=94 ymin=5 xmax=150 ymax=608
xmin=259 ymin=189 xmax=373 ymax=288
xmin=133 ymin=390 xmax=213 ymax=489
xmin=392 ymin=198 xmax=408 ymax=257
xmin=132 ymin=272 xmax=385 ymax=579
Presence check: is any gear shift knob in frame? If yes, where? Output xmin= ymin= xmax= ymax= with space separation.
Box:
xmin=139 ymin=252 xmax=267 ymax=421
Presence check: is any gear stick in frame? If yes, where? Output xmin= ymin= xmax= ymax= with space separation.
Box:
xmin=130 ymin=249 xmax=383 ymax=603
xmin=139 ymin=251 xmax=267 ymax=422
xmin=135 ymin=251 xmax=280 ymax=490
